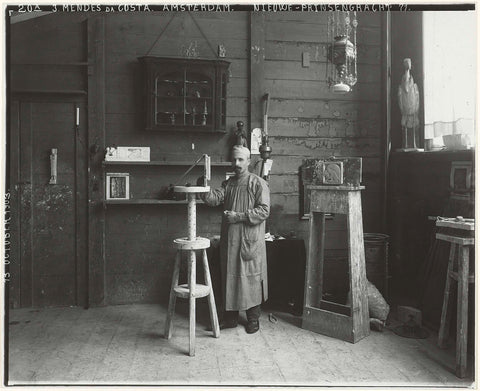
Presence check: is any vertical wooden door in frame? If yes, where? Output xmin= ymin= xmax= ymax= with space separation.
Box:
xmin=10 ymin=99 xmax=87 ymax=308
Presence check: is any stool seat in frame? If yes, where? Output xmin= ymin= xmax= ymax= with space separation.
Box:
xmin=173 ymin=237 xmax=210 ymax=250
xmin=436 ymin=233 xmax=474 ymax=246
xmin=174 ymin=284 xmax=211 ymax=299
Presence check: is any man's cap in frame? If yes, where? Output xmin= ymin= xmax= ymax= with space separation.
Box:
xmin=232 ymin=145 xmax=250 ymax=159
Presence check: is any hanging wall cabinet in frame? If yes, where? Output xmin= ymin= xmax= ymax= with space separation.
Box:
xmin=138 ymin=56 xmax=230 ymax=133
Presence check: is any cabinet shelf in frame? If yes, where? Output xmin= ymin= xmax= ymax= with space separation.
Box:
xmin=103 ymin=160 xmax=231 ymax=167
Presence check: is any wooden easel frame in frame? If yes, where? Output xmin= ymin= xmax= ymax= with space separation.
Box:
xmin=302 ymin=185 xmax=369 ymax=343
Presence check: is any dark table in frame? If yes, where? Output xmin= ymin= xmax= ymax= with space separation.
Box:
xmin=266 ymin=238 xmax=306 ymax=315
xmin=207 ymin=238 xmax=306 ymax=316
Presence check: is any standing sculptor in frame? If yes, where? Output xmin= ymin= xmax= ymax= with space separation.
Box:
xmin=199 ymin=145 xmax=270 ymax=334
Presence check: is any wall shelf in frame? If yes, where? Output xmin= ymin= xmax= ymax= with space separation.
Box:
xmin=104 ymin=199 xmax=205 ymax=205
xmin=103 ymin=160 xmax=231 ymax=167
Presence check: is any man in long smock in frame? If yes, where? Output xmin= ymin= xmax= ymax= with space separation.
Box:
xmin=200 ymin=145 xmax=270 ymax=334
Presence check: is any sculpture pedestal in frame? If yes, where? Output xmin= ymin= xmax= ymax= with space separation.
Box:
xmin=302 ymin=185 xmax=369 ymax=343
xmin=164 ymin=186 xmax=220 ymax=357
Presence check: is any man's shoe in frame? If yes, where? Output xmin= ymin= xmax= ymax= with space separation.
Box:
xmin=245 ymin=320 xmax=259 ymax=334
xmin=219 ymin=320 xmax=238 ymax=330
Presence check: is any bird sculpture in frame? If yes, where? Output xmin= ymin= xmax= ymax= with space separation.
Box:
xmin=397 ymin=58 xmax=420 ymax=149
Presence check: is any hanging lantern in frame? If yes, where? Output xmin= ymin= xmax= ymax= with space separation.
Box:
xmin=327 ymin=11 xmax=358 ymax=94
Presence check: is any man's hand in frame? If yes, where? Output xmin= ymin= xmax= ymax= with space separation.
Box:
xmin=224 ymin=210 xmax=246 ymax=224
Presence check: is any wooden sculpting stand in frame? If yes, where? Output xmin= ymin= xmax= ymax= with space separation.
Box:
xmin=302 ymin=185 xmax=369 ymax=343
xmin=164 ymin=186 xmax=220 ymax=356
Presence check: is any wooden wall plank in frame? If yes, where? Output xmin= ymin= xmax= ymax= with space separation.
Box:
xmin=266 ymin=21 xmax=381 ymax=45
xmin=268 ymin=136 xmax=381 ymax=157
xmin=265 ymin=41 xmax=381 ymax=65
xmin=265 ymin=11 xmax=382 ymax=27
xmin=76 ymin=102 xmax=89 ymax=307
xmin=105 ymin=93 xmax=248 ymax=117
xmin=105 ymin=71 xmax=247 ymax=98
xmin=10 ymin=14 xmax=87 ymax=63
xmin=264 ymin=61 xmax=381 ymax=84
xmin=250 ymin=12 xmax=266 ymax=131
xmin=106 ymin=13 xmax=249 ymax=40
xmin=19 ymin=102 xmax=33 ymax=307
xmin=267 ymin=117 xmax=381 ymax=138
xmin=259 ymin=155 xmax=381 ymax=175
xmin=266 ymin=99 xmax=380 ymax=120
xmin=264 ymin=79 xmax=381 ymax=102
xmin=268 ymin=173 xmax=382 ymax=195
xmin=8 ymin=101 xmax=21 ymax=308
xmin=106 ymin=58 xmax=248 ymax=80
xmin=87 ymin=16 xmax=106 ymax=307
xmin=10 ymin=66 xmax=86 ymax=92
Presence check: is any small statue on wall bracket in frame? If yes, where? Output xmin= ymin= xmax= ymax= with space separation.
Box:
xmin=397 ymin=58 xmax=422 ymax=151
xmin=233 ymin=121 xmax=248 ymax=148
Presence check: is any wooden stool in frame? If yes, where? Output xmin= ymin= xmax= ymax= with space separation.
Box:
xmin=164 ymin=187 xmax=220 ymax=356
xmin=436 ymin=219 xmax=474 ymax=378
xmin=302 ymin=185 xmax=369 ymax=343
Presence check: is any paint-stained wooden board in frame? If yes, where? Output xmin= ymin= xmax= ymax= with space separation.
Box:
xmin=267 ymin=99 xmax=380 ymax=121
xmin=107 ymin=35 xmax=248 ymax=60
xmin=105 ymin=13 xmax=249 ymax=39
xmin=265 ymin=61 xmax=381 ymax=84
xmin=260 ymin=155 xmax=380 ymax=175
xmin=264 ymin=79 xmax=381 ymax=102
xmin=266 ymin=22 xmax=381 ymax=45
xmin=107 ymin=57 xmax=248 ymax=79
xmin=268 ymin=136 xmax=381 ymax=157
xmin=265 ymin=11 xmax=382 ymax=27
xmin=270 ymin=81 xmax=372 ymax=107
xmin=266 ymin=41 xmax=381 ymax=65
xmin=268 ymin=173 xmax=300 ymax=193
xmin=267 ymin=117 xmax=381 ymax=138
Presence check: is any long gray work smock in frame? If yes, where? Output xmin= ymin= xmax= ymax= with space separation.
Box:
xmin=202 ymin=171 xmax=270 ymax=311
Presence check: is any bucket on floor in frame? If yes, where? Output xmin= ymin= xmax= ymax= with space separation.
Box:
xmin=364 ymin=233 xmax=390 ymax=298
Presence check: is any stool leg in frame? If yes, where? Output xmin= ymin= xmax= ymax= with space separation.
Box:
xmin=202 ymin=249 xmax=220 ymax=338
xmin=188 ymin=250 xmax=196 ymax=357
xmin=438 ymin=243 xmax=456 ymax=348
xmin=456 ymin=245 xmax=469 ymax=378
xmin=165 ymin=251 xmax=181 ymax=339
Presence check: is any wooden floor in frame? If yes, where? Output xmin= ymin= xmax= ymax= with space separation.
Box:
xmin=7 ymin=303 xmax=475 ymax=387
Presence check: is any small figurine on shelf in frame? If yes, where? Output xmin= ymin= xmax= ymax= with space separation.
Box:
xmin=191 ymin=106 xmax=197 ymax=125
xmin=201 ymin=100 xmax=208 ymax=126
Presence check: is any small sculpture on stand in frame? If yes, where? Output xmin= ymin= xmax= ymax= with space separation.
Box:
xmin=259 ymin=93 xmax=273 ymax=181
xmin=191 ymin=106 xmax=197 ymax=126
xmin=397 ymin=58 xmax=421 ymax=151
xmin=201 ymin=100 xmax=208 ymax=126
xmin=233 ymin=121 xmax=248 ymax=148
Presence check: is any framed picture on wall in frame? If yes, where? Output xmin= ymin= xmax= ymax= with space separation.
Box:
xmin=450 ymin=161 xmax=472 ymax=193
xmin=106 ymin=173 xmax=130 ymax=200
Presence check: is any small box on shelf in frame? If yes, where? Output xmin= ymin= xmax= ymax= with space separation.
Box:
xmin=106 ymin=173 xmax=130 ymax=200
